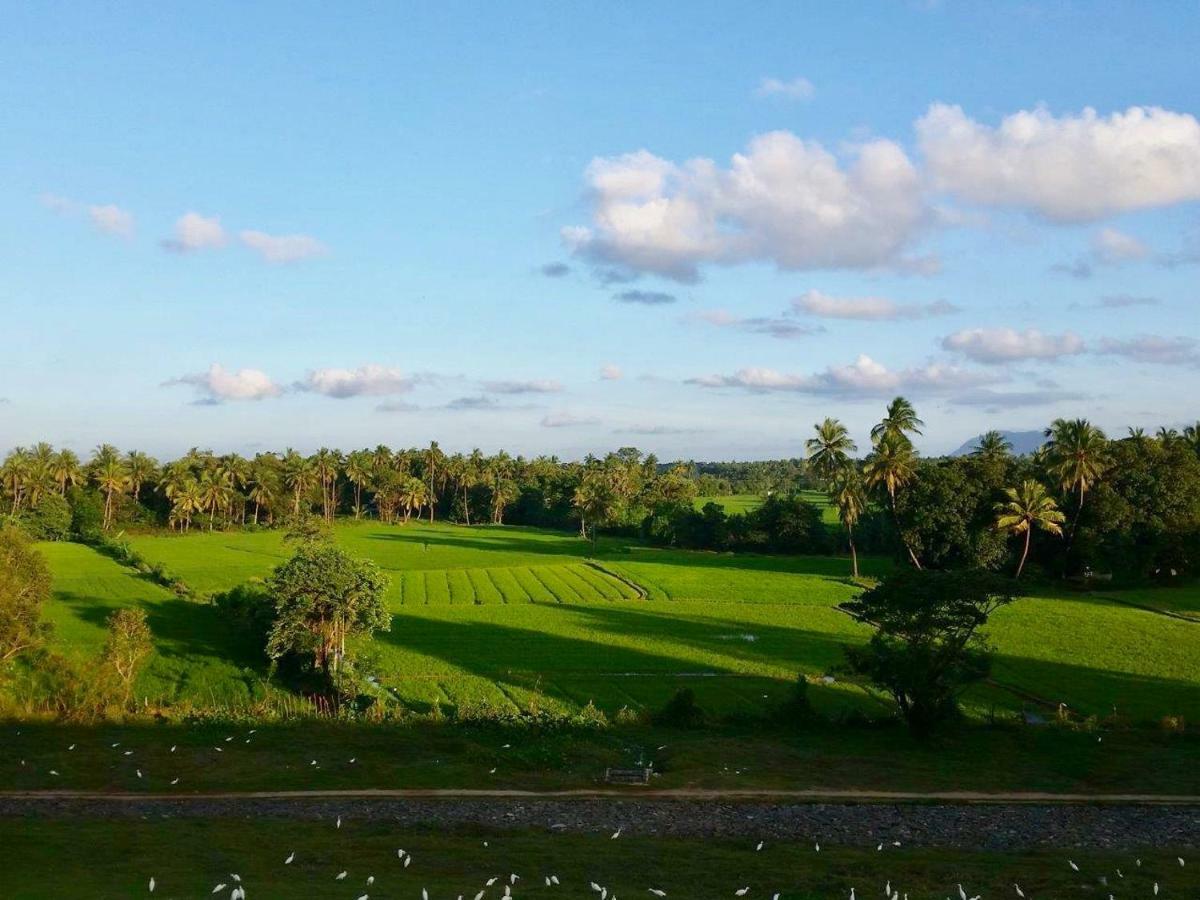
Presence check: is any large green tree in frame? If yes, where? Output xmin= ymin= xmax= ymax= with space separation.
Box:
xmin=0 ymin=526 xmax=52 ymax=663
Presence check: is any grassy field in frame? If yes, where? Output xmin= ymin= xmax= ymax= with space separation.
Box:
xmin=694 ymin=490 xmax=839 ymax=525
xmin=6 ymin=818 xmax=1196 ymax=900
xmin=29 ymin=520 xmax=1200 ymax=724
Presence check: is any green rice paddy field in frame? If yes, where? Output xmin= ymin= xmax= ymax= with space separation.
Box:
xmin=33 ymin=520 xmax=1200 ymax=723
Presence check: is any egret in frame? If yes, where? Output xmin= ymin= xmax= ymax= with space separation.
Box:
xmin=756 ymin=841 xmax=764 ymax=852
xmin=648 ymin=890 xmax=666 ymax=897
xmin=149 ymin=876 xmax=155 ymax=892
xmin=735 ymin=888 xmax=750 ymax=897
xmin=336 ymin=871 xmax=348 ymax=880
xmin=611 ymin=828 xmax=622 ymax=839
xmin=1014 ymin=885 xmax=1024 ymax=897
xmin=211 ymin=884 xmax=226 ymax=894
xmin=1069 ymin=861 xmax=1079 ymax=872
xmin=284 ymin=852 xmax=295 ymax=865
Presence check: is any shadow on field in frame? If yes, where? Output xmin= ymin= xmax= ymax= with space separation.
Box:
xmin=377 ymin=610 xmax=864 ymax=715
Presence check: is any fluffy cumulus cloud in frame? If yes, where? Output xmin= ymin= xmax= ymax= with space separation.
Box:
xmin=688 ymin=354 xmax=995 ymax=397
xmin=482 ymin=379 xmax=563 ymax=394
xmin=755 ymin=76 xmax=815 ymax=101
xmin=162 ymin=212 xmax=227 ymax=253
xmin=564 ymin=131 xmax=928 ymax=281
xmin=599 ymin=364 xmax=623 ymax=381
xmin=1095 ymin=335 xmax=1200 ymax=367
xmin=240 ymin=230 xmax=327 ymax=263
xmin=792 ymin=289 xmax=958 ymax=320
xmin=297 ymin=365 xmax=416 ymax=398
xmin=918 ymin=103 xmax=1200 ymax=221
xmin=87 ymin=204 xmax=135 ymax=237
xmin=941 ymin=327 xmax=1086 ymax=364
xmin=164 ymin=364 xmax=281 ymax=403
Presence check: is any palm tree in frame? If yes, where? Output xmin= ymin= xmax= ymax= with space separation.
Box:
xmin=1156 ymin=426 xmax=1179 ymax=446
xmin=281 ymin=449 xmax=316 ymax=516
xmin=1126 ymin=426 xmax=1149 ymax=447
xmin=90 ymin=444 xmax=129 ymax=531
xmin=125 ymin=451 xmax=158 ymax=505
xmin=1182 ymin=422 xmax=1200 ymax=456
xmin=52 ymin=448 xmax=84 ymax=496
xmin=344 ymin=450 xmax=372 ymax=519
xmin=805 ymin=418 xmax=857 ymax=486
xmin=171 ymin=478 xmax=203 ymax=532
xmin=870 ymin=396 xmax=923 ymax=445
xmin=1044 ymin=418 xmax=1108 ymax=541
xmin=972 ymin=430 xmax=1012 ymax=460
xmin=1 ymin=448 xmax=30 ymax=515
xmin=995 ymin=480 xmax=1066 ymax=578
xmin=398 ymin=476 xmax=428 ymax=524
xmin=425 ymin=441 xmax=444 ymax=523
xmin=829 ymin=466 xmax=867 ymax=579
xmin=313 ymin=448 xmax=341 ymax=522
xmin=198 ymin=469 xmax=233 ymax=531
xmin=573 ymin=470 xmax=617 ymax=553
xmin=863 ymin=432 xmax=921 ymax=568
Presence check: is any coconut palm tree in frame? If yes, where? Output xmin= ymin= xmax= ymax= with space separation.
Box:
xmin=805 ymin=418 xmax=857 ymax=486
xmin=198 ymin=468 xmax=233 ymax=531
xmin=52 ymin=448 xmax=84 ymax=496
xmin=425 ymin=441 xmax=445 ymax=523
xmin=90 ymin=444 xmax=129 ymax=531
xmin=995 ymin=480 xmax=1066 ymax=578
xmin=398 ymin=476 xmax=428 ymax=524
xmin=572 ymin=470 xmax=617 ymax=553
xmin=1182 ymin=422 xmax=1200 ymax=456
xmin=1 ymin=447 xmax=30 ymax=515
xmin=312 ymin=448 xmax=341 ymax=522
xmin=863 ymin=432 xmax=921 ymax=568
xmin=1044 ymin=418 xmax=1108 ymax=539
xmin=972 ymin=430 xmax=1012 ymax=460
xmin=125 ymin=451 xmax=158 ymax=505
xmin=344 ymin=450 xmax=372 ymax=519
xmin=281 ymin=449 xmax=316 ymax=516
xmin=870 ymin=396 xmax=924 ymax=445
xmin=829 ymin=466 xmax=867 ymax=579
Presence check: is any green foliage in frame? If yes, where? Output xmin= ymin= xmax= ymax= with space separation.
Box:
xmin=653 ymin=687 xmax=705 ymax=728
xmin=266 ymin=542 xmax=391 ymax=678
xmin=844 ymin=569 xmax=1020 ymax=735
xmin=68 ymin=487 xmax=104 ymax=541
xmin=0 ymin=526 xmax=52 ymax=663
xmin=16 ymin=492 xmax=72 ymax=541
xmin=102 ymin=607 xmax=153 ymax=706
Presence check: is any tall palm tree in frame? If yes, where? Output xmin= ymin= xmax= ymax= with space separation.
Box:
xmin=829 ymin=466 xmax=867 ymax=579
xmin=1044 ymin=418 xmax=1108 ymax=541
xmin=805 ymin=418 xmax=857 ymax=486
xmin=344 ymin=450 xmax=372 ymax=519
xmin=312 ymin=448 xmax=341 ymax=522
xmin=870 ymin=396 xmax=924 ymax=445
xmin=1 ymin=448 xmax=30 ymax=515
xmin=1126 ymin=426 xmax=1149 ymax=447
xmin=52 ymin=448 xmax=84 ymax=496
xmin=125 ymin=451 xmax=158 ymax=505
xmin=425 ymin=441 xmax=444 ymax=523
xmin=995 ymin=480 xmax=1066 ymax=578
xmin=972 ymin=430 xmax=1012 ymax=460
xmin=863 ymin=432 xmax=921 ymax=568
xmin=573 ymin=470 xmax=617 ymax=553
xmin=398 ymin=476 xmax=428 ymax=524
xmin=1156 ymin=426 xmax=1179 ymax=446
xmin=281 ymin=450 xmax=316 ymax=516
xmin=1182 ymin=422 xmax=1200 ymax=456
xmin=90 ymin=444 xmax=129 ymax=531
xmin=198 ymin=469 xmax=233 ymax=531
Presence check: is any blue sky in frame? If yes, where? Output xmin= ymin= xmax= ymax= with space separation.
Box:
xmin=2 ymin=1 xmax=1198 ymax=459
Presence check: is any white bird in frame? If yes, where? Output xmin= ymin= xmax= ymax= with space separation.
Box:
xmin=170 ymin=745 xmax=176 ymax=752
xmin=885 ymin=881 xmax=890 ymax=896
xmin=1014 ymin=885 xmax=1024 ymax=897
xmin=367 ymin=875 xmax=374 ymax=885
xmin=350 ymin=757 xmax=357 ymax=763
xmin=649 ymin=891 xmax=666 ymax=897
xmin=590 ymin=883 xmax=602 ymax=892
xmin=611 ymin=828 xmax=622 ymax=839
xmin=336 ymin=816 xmax=342 ymax=828
xmin=231 ymin=874 xmax=241 ymax=882
xmin=1069 ymin=861 xmax=1079 ymax=872
xmin=1180 ymin=857 xmax=1187 ymax=867
xmin=487 ymin=877 xmax=499 ymax=886
xmin=284 ymin=851 xmax=295 ymax=865
xmin=877 ymin=842 xmax=884 ymax=851
xmin=756 ymin=841 xmax=764 ymax=851
xmin=405 ymin=856 xmax=412 ymax=868
xmin=137 ymin=769 xmax=143 ymax=778
xmin=735 ymin=888 xmax=750 ymax=897
xmin=68 ymin=744 xmax=75 ymax=750
xmin=551 ymin=876 xmax=560 ymax=885
xmin=475 ymin=893 xmax=485 ymax=900
xmin=356 ymin=895 xmax=368 ymax=900
xmin=423 ymin=889 xmax=430 ymax=900
xmin=815 ymin=842 xmax=820 ymax=852
xmin=149 ymin=876 xmax=155 ymax=892
xmin=210 ymin=884 xmax=226 ymax=894
xmin=511 ymin=874 xmax=520 ymax=883
xmin=1154 ymin=884 xmax=1159 ymax=896
xmin=49 ymin=770 xmax=59 ymax=776
xmin=336 ymin=871 xmax=348 ymax=880
xmin=171 ymin=777 xmax=180 ymax=785
xmin=958 ymin=884 xmax=967 ymax=900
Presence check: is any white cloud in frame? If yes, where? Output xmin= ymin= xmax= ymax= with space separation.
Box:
xmin=482 ymin=379 xmax=564 ymax=394
xmin=298 ymin=365 xmax=416 ymax=398
xmin=164 ymin=364 xmax=281 ymax=403
xmin=564 ymin=131 xmax=928 ymax=281
xmin=87 ymin=204 xmax=135 ymax=238
xmin=240 ymin=230 xmax=327 ymax=263
xmin=688 ymin=354 xmax=994 ymax=397
xmin=599 ymin=364 xmax=623 ymax=381
xmin=755 ymin=76 xmax=815 ymax=101
xmin=1096 ymin=335 xmax=1199 ymax=367
xmin=942 ymin=327 xmax=1086 ymax=364
xmin=951 ymin=387 xmax=1087 ymax=410
xmin=163 ymin=212 xmax=227 ymax=253
xmin=1090 ymin=227 xmax=1150 ymax=264
xmin=614 ymin=289 xmax=677 ymax=305
xmin=792 ymin=289 xmax=958 ymax=320
xmin=918 ymin=103 xmax=1200 ymax=221
xmin=691 ymin=309 xmax=821 ymax=340
xmin=541 ymin=410 xmax=600 ymax=427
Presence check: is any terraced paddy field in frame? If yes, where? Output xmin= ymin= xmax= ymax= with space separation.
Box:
xmin=32 ymin=521 xmax=1200 ymax=723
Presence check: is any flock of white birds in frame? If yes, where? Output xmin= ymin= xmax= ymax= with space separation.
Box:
xmin=14 ymin=733 xmax=1195 ymax=899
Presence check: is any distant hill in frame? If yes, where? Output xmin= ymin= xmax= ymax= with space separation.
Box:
xmin=949 ymin=430 xmax=1046 ymax=458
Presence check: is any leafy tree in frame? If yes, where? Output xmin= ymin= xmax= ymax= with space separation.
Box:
xmin=103 ymin=607 xmax=153 ymax=706
xmin=994 ymin=480 xmax=1065 ymax=578
xmin=805 ymin=418 xmax=857 ymax=486
xmin=0 ymin=526 xmax=52 ymax=662
xmin=573 ymin=469 xmax=618 ymax=551
xmin=1044 ymin=418 xmax=1108 ymax=542
xmin=17 ymin=492 xmax=72 ymax=541
xmin=265 ymin=542 xmax=391 ymax=677
xmin=843 ymin=570 xmax=1019 ymax=735
xmin=863 ymin=432 xmax=922 ymax=568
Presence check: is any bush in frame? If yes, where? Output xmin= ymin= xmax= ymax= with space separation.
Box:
xmin=16 ymin=493 xmax=72 ymax=541
xmin=653 ymin=687 xmax=705 ymax=728
xmin=68 ymin=487 xmax=104 ymax=540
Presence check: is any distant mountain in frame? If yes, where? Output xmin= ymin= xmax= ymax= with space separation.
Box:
xmin=949 ymin=430 xmax=1046 ymax=458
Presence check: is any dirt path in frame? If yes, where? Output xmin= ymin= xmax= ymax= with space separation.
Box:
xmin=2 ymin=788 xmax=1198 ymax=850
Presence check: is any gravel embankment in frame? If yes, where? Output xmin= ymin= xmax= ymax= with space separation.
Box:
xmin=1 ymin=796 xmax=1197 ymax=850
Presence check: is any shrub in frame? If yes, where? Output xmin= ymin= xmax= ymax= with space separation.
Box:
xmin=653 ymin=687 xmax=705 ymax=728
xmin=16 ymin=493 xmax=72 ymax=541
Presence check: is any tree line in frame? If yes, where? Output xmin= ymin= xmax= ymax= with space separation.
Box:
xmin=5 ymin=404 xmax=1200 ymax=582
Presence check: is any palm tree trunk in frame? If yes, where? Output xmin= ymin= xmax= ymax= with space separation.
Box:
xmin=1016 ymin=528 xmax=1031 ymax=579
xmin=848 ymin=525 xmax=858 ymax=579
xmin=889 ymin=487 xmax=922 ymax=569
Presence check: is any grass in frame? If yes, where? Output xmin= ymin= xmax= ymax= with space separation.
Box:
xmin=31 ymin=520 xmax=1200 ymax=724
xmin=694 ymin=490 xmax=840 ymax=525
xmin=3 ymin=719 xmax=1199 ymax=795
xmin=6 ymin=819 xmax=1197 ymax=900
